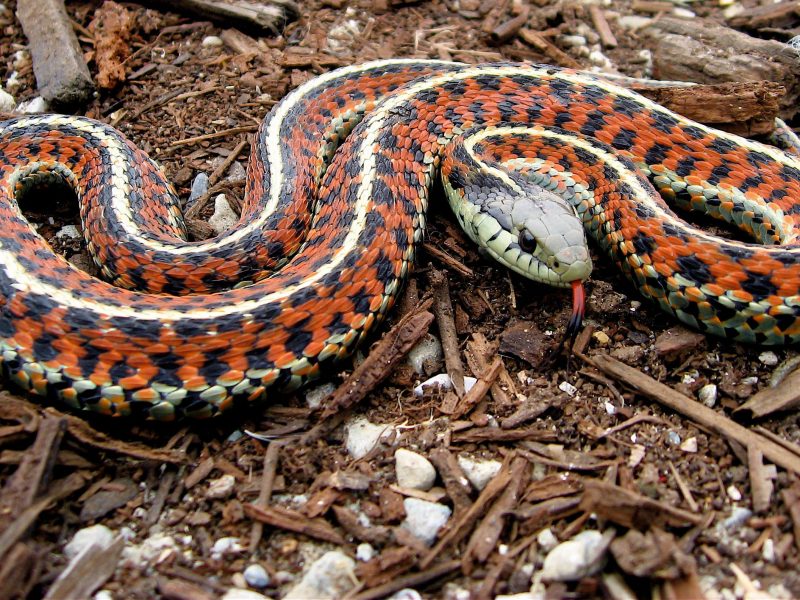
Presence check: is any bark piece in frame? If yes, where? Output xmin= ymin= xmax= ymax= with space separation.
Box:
xmin=43 ymin=536 xmax=124 ymax=600
xmin=243 ymin=503 xmax=345 ymax=545
xmin=727 ymin=1 xmax=800 ymax=32
xmin=143 ymin=0 xmax=299 ymax=35
xmin=90 ymin=1 xmax=133 ymax=90
xmin=735 ymin=364 xmax=800 ymax=418
xmin=641 ymin=16 xmax=800 ymax=117
xmin=16 ymin=0 xmax=94 ymax=108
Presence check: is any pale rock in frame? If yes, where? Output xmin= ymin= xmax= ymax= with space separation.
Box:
xmin=758 ymin=351 xmax=778 ymax=366
xmin=356 ymin=543 xmax=375 ymax=562
xmin=395 ymin=448 xmax=437 ymax=491
xmin=0 ymin=88 xmax=14 ymax=111
xmin=407 ymin=334 xmax=443 ymax=374
xmin=243 ymin=564 xmax=270 ymax=588
xmin=541 ymin=530 xmax=611 ymax=581
xmin=401 ymin=498 xmax=451 ymax=546
xmin=414 ymin=373 xmax=477 ymax=397
xmin=202 ymin=35 xmax=224 ymax=47
xmin=345 ymin=417 xmax=391 ymax=459
xmin=536 ymin=528 xmax=559 ymax=552
xmin=17 ymin=96 xmax=47 ymax=113
xmin=121 ymin=533 xmax=179 ymax=567
xmin=698 ymin=383 xmax=717 ymax=408
xmin=206 ymin=474 xmax=236 ymax=499
xmin=208 ymin=194 xmax=238 ymax=235
xmin=388 ymin=590 xmax=422 ymax=600
xmin=65 ymin=525 xmax=115 ymax=559
xmin=211 ymin=537 xmax=243 ymax=559
xmin=305 ymin=382 xmax=336 ymax=410
xmin=680 ymin=436 xmax=698 ymax=453
xmin=457 ymin=455 xmax=501 ymax=491
xmin=221 ymin=590 xmax=271 ymax=600
xmin=284 ymin=550 xmax=357 ymax=599
xmin=93 ymin=591 xmax=114 ymax=600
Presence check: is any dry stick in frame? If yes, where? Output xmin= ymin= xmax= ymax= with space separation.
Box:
xmin=248 ymin=440 xmax=284 ymax=553
xmin=667 ymin=461 xmax=699 ymax=513
xmin=168 ymin=125 xmax=259 ymax=148
xmin=141 ymin=0 xmax=299 ymax=34
xmin=431 ymin=270 xmax=466 ymax=397
xmin=588 ymin=5 xmax=618 ymax=48
xmin=348 ymin=560 xmax=461 ymax=600
xmin=452 ymin=357 xmax=503 ymax=418
xmin=490 ymin=5 xmax=530 ymax=44
xmin=422 ymin=243 xmax=473 ymax=277
xmin=518 ymin=29 xmax=581 ymax=69
xmin=584 ymin=354 xmax=800 ymax=474
xmin=243 ymin=503 xmax=345 ymax=545
xmin=208 ymin=137 xmax=250 ymax=186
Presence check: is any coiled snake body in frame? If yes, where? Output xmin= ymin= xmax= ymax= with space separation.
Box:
xmin=1 ymin=60 xmax=799 ymax=420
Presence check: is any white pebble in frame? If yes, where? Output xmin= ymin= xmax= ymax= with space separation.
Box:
xmin=558 ymin=380 xmax=577 ymax=396
xmin=413 ymin=373 xmax=477 ymax=396
xmin=541 ymin=530 xmax=611 ymax=581
xmin=721 ymin=507 xmax=752 ymax=529
xmin=671 ymin=7 xmax=695 ymax=17
xmin=284 ymin=551 xmax=357 ymax=599
xmin=121 ymin=533 xmax=178 ymax=567
xmin=759 ymin=351 xmax=778 ymax=366
xmin=202 ymin=35 xmax=224 ymax=47
xmin=356 ymin=543 xmax=375 ymax=562
xmin=680 ymin=437 xmax=698 ymax=453
xmin=726 ymin=485 xmax=742 ymax=502
xmin=243 ymin=564 xmax=270 ymax=588
xmin=56 ymin=224 xmax=80 ymax=240
xmin=618 ymin=15 xmax=652 ymax=30
xmin=401 ymin=498 xmax=452 ymax=546
xmin=345 ymin=417 xmax=392 ymax=459
xmin=558 ymin=34 xmax=586 ymax=47
xmin=206 ymin=474 xmax=236 ymax=499
xmin=536 ymin=528 xmax=559 ymax=552
xmin=0 ymin=88 xmax=14 ymax=111
xmin=762 ymin=538 xmax=775 ymax=563
xmin=698 ymin=383 xmax=717 ymax=408
xmin=457 ymin=455 xmax=501 ymax=491
xmin=65 ymin=525 xmax=115 ymax=559
xmin=305 ymin=382 xmax=336 ymax=410
xmin=211 ymin=537 xmax=243 ymax=559
xmin=407 ymin=334 xmax=443 ymax=374
xmin=208 ymin=194 xmax=238 ymax=235
xmin=94 ymin=591 xmax=114 ymax=600
xmin=16 ymin=96 xmax=47 ymax=113
xmin=221 ymin=590 xmax=270 ymax=600
xmin=395 ymin=448 xmax=437 ymax=491
xmin=388 ymin=590 xmax=422 ymax=600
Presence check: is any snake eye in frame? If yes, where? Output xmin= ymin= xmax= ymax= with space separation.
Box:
xmin=518 ymin=230 xmax=537 ymax=253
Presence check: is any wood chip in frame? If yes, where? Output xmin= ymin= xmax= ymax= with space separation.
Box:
xmin=43 ymin=536 xmax=124 ymax=600
xmin=431 ymin=270 xmax=466 ymax=397
xmin=243 ymin=503 xmax=345 ymax=545
xmin=735 ymin=363 xmax=800 ymax=418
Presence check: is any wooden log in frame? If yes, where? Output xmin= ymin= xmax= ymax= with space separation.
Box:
xmin=641 ymin=16 xmax=800 ymax=118
xmin=727 ymin=0 xmax=800 ymax=32
xmin=16 ymin=0 xmax=94 ymax=108
xmin=139 ymin=0 xmax=299 ymax=35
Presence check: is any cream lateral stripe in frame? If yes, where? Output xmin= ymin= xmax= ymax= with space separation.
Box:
xmin=4 ymin=65 xmax=800 ymax=323
xmin=463 ymin=124 xmax=800 ymax=249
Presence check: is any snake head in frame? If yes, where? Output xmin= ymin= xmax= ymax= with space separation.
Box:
xmin=506 ymin=183 xmax=592 ymax=287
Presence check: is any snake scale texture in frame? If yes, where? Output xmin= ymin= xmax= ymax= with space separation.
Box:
xmin=1 ymin=59 xmax=799 ymax=420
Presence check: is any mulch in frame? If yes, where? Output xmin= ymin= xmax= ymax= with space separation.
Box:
xmin=1 ymin=0 xmax=800 ymax=598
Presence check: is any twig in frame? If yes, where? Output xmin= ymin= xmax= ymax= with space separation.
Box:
xmin=167 ymin=125 xmax=259 ymax=148
xmin=248 ymin=441 xmax=284 ymax=553
xmin=431 ymin=270 xmax=466 ymax=397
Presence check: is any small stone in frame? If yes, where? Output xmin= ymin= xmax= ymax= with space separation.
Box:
xmin=231 ymin=573 xmax=248 ymax=589
xmin=558 ymin=381 xmax=577 ymax=396
xmin=536 ymin=528 xmax=558 ymax=552
xmin=618 ymin=15 xmax=652 ymax=29
xmin=762 ymin=538 xmax=775 ymax=563
xmin=65 ymin=525 xmax=115 ymax=559
xmin=592 ymin=331 xmax=610 ymax=346
xmin=206 ymin=474 xmax=236 ymax=499
xmin=726 ymin=485 xmax=742 ymax=502
xmin=212 ymin=537 xmax=243 ymax=559
xmin=356 ymin=543 xmax=375 ymax=562
xmin=17 ymin=96 xmax=47 ymax=113
xmin=208 ymin=194 xmax=238 ymax=235
xmin=558 ymin=34 xmax=586 ymax=47
xmin=187 ymin=172 xmax=209 ymax=209
xmin=202 ymin=35 xmax=224 ymax=47
xmin=284 ymin=550 xmax=357 ymax=599
xmin=610 ymin=345 xmax=645 ymax=363
xmin=698 ymin=384 xmax=717 ymax=408
xmin=407 ymin=334 xmax=443 ymax=375
xmin=721 ymin=507 xmax=752 ymax=529
xmin=655 ymin=327 xmax=705 ymax=359
xmin=121 ymin=533 xmax=178 ymax=568
xmin=457 ymin=455 xmax=501 ymax=491
xmin=225 ymin=161 xmax=247 ymax=185
xmin=395 ymin=448 xmax=437 ymax=491
xmin=667 ymin=431 xmax=681 ymax=445
xmin=221 ymin=590 xmax=270 ymax=600
xmin=0 ymin=88 xmax=14 ymax=111
xmin=345 ymin=417 xmax=391 ymax=459
xmin=243 ymin=564 xmax=270 ymax=588
xmin=401 ymin=498 xmax=451 ymax=546
xmin=413 ymin=373 xmax=477 ymax=396
xmin=94 ymin=591 xmax=114 ymax=600
xmin=388 ymin=590 xmax=422 ymax=600
xmin=680 ymin=437 xmax=698 ymax=453
xmin=306 ymin=382 xmax=336 ymax=410
xmin=541 ymin=530 xmax=612 ymax=581
xmin=758 ymin=351 xmax=778 ymax=366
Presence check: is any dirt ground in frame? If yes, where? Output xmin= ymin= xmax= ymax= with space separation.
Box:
xmin=1 ymin=0 xmax=800 ymax=598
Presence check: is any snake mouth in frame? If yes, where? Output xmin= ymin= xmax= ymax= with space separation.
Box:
xmin=566 ymin=280 xmax=585 ymax=340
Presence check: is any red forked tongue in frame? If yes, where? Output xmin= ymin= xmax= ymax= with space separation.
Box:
xmin=566 ymin=280 xmax=585 ymax=342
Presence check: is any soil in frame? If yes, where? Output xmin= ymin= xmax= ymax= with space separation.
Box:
xmin=1 ymin=0 xmax=799 ymax=599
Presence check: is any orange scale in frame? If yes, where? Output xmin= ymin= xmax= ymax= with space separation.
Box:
xmin=119 ymin=375 xmax=149 ymax=390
